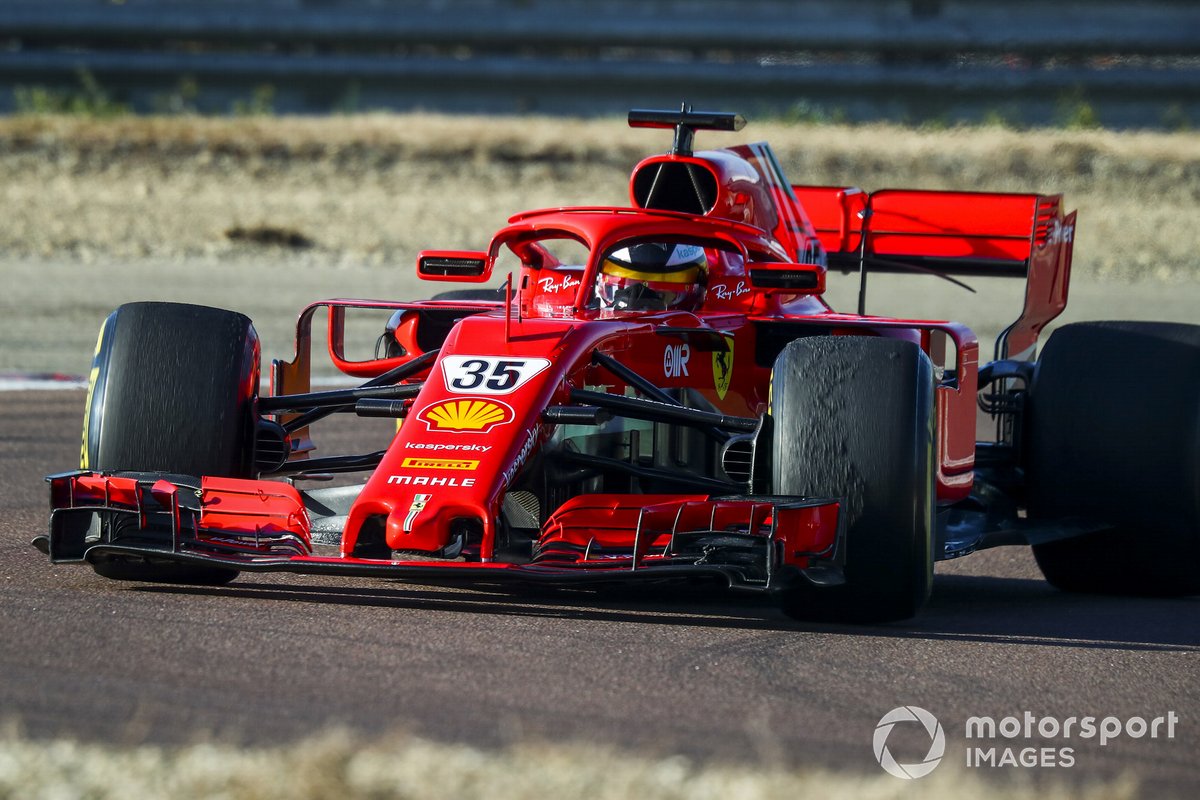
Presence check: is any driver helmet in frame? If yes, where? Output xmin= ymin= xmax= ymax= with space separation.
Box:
xmin=596 ymin=242 xmax=706 ymax=312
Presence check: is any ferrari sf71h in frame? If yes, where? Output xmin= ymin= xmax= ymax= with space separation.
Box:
xmin=37 ymin=108 xmax=1200 ymax=622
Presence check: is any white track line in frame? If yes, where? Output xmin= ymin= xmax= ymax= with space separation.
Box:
xmin=0 ymin=375 xmax=88 ymax=391
xmin=0 ymin=374 xmax=364 ymax=392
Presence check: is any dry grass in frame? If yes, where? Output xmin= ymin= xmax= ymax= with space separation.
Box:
xmin=0 ymin=113 xmax=1198 ymax=280
xmin=1 ymin=112 xmax=1197 ymax=375
xmin=0 ymin=727 xmax=1138 ymax=800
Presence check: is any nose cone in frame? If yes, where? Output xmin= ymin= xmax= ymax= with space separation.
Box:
xmin=372 ymin=394 xmax=526 ymax=555
xmin=343 ymin=315 xmax=582 ymax=558
xmin=381 ymin=473 xmax=488 ymax=554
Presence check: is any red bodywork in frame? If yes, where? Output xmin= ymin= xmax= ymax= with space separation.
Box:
xmin=42 ymin=121 xmax=1075 ymax=595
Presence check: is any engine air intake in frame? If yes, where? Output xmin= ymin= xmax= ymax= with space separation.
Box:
xmin=632 ymin=160 xmax=718 ymax=216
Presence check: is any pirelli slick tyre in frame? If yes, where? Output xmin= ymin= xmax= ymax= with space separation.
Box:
xmin=1027 ymin=321 xmax=1200 ymax=596
xmin=771 ymin=336 xmax=935 ymax=623
xmin=82 ymin=302 xmax=260 ymax=585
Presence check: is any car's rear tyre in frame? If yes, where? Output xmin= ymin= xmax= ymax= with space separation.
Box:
xmin=771 ymin=336 xmax=935 ymax=623
xmin=1027 ymin=321 xmax=1200 ymax=596
xmin=82 ymin=301 xmax=260 ymax=585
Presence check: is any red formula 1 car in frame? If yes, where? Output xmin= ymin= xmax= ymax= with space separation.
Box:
xmin=37 ymin=109 xmax=1200 ymax=622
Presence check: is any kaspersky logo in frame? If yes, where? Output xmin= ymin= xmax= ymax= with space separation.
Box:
xmin=874 ymin=706 xmax=946 ymax=779
xmin=416 ymin=398 xmax=514 ymax=433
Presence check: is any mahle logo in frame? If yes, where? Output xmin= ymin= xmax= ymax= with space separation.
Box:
xmin=873 ymin=706 xmax=946 ymax=779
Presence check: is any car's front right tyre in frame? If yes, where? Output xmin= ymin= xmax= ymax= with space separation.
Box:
xmin=82 ymin=301 xmax=260 ymax=585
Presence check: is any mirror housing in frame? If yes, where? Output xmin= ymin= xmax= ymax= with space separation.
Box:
xmin=748 ymin=262 xmax=826 ymax=294
xmin=417 ymin=250 xmax=492 ymax=283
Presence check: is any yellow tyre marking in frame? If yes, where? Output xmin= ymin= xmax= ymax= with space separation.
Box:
xmin=79 ymin=323 xmax=106 ymax=469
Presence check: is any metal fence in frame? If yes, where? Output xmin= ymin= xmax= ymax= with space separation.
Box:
xmin=2 ymin=0 xmax=1198 ymax=126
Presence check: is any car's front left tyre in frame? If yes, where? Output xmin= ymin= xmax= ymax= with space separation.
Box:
xmin=770 ymin=335 xmax=935 ymax=623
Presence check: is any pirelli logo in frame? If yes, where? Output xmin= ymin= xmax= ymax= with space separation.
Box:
xmin=399 ymin=457 xmax=479 ymax=471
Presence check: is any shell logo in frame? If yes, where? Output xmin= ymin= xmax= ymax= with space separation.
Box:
xmin=416 ymin=398 xmax=514 ymax=433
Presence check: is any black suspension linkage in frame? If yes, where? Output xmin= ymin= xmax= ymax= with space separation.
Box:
xmin=549 ymin=450 xmax=742 ymax=494
xmin=260 ymin=382 xmax=421 ymax=414
xmin=570 ymin=388 xmax=758 ymax=433
xmin=266 ymin=349 xmax=439 ymax=434
xmin=591 ymin=351 xmax=733 ymax=442
xmin=270 ymin=450 xmax=388 ymax=477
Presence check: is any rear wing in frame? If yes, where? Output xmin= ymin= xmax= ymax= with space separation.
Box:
xmin=792 ymin=186 xmax=1076 ymax=361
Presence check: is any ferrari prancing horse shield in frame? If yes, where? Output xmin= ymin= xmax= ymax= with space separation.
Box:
xmin=713 ymin=339 xmax=734 ymax=400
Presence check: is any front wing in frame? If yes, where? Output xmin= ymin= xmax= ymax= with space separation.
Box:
xmin=37 ymin=472 xmax=845 ymax=593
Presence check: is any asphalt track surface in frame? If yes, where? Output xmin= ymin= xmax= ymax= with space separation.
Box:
xmin=3 ymin=389 xmax=1198 ymax=795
